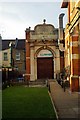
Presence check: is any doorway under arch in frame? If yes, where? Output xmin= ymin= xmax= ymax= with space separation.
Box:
xmin=37 ymin=49 xmax=54 ymax=79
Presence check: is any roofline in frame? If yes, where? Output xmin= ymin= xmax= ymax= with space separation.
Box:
xmin=61 ymin=0 xmax=69 ymax=8
xmin=34 ymin=23 xmax=55 ymax=30
xmin=2 ymin=39 xmax=25 ymax=41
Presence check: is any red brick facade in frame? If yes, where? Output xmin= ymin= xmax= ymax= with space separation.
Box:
xmin=61 ymin=0 xmax=80 ymax=92
xmin=25 ymin=29 xmax=30 ymax=80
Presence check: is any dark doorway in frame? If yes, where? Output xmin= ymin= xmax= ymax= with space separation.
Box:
xmin=37 ymin=57 xmax=54 ymax=79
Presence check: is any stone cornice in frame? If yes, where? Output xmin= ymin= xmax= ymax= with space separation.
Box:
xmin=67 ymin=11 xmax=80 ymax=33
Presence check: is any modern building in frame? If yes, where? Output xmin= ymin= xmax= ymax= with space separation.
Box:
xmin=61 ymin=0 xmax=80 ymax=91
xmin=25 ymin=20 xmax=64 ymax=81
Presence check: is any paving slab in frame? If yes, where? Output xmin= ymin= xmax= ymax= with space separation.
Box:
xmin=49 ymin=80 xmax=80 ymax=119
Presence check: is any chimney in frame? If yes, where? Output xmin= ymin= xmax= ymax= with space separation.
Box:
xmin=15 ymin=38 xmax=18 ymax=48
xmin=59 ymin=13 xmax=65 ymax=51
xmin=0 ymin=34 xmax=2 ymax=40
xmin=59 ymin=13 xmax=65 ymax=41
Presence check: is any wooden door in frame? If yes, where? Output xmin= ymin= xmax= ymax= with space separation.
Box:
xmin=37 ymin=57 xmax=54 ymax=79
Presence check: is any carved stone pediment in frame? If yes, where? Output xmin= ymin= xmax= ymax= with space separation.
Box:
xmin=30 ymin=23 xmax=58 ymax=43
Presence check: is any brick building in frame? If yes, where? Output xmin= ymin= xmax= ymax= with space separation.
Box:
xmin=2 ymin=39 xmax=26 ymax=77
xmin=25 ymin=20 xmax=64 ymax=81
xmin=61 ymin=0 xmax=80 ymax=91
xmin=12 ymin=39 xmax=26 ymax=74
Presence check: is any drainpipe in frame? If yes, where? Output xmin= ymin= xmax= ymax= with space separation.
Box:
xmin=0 ymin=34 xmax=2 ymax=68
xmin=9 ymin=42 xmax=12 ymax=67
xmin=58 ymin=13 xmax=65 ymax=51
xmin=0 ymin=34 xmax=2 ymax=91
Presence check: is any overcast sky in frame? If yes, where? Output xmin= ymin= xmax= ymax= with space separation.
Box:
xmin=0 ymin=1 xmax=68 ymax=39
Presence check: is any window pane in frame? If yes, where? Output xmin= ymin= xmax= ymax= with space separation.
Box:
xmin=4 ymin=52 xmax=8 ymax=61
xmin=16 ymin=52 xmax=20 ymax=60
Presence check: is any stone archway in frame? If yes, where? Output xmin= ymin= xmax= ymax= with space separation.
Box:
xmin=35 ymin=46 xmax=55 ymax=58
xmin=35 ymin=47 xmax=55 ymax=79
xmin=25 ymin=21 xmax=60 ymax=81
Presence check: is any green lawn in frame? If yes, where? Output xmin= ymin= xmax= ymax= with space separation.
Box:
xmin=2 ymin=86 xmax=56 ymax=119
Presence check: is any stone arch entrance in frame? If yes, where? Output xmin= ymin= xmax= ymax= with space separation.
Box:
xmin=35 ymin=48 xmax=55 ymax=79
xmin=25 ymin=21 xmax=60 ymax=81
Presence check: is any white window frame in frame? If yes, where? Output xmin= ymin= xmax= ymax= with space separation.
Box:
xmin=4 ymin=52 xmax=8 ymax=61
xmin=16 ymin=52 xmax=20 ymax=60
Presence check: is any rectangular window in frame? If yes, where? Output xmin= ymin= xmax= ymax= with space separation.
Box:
xmin=16 ymin=52 xmax=20 ymax=60
xmin=4 ymin=52 xmax=8 ymax=61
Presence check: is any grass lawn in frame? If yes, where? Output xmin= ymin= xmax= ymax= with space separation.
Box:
xmin=2 ymin=86 xmax=56 ymax=119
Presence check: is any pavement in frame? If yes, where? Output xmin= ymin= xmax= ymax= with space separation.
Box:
xmin=49 ymin=80 xmax=80 ymax=119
